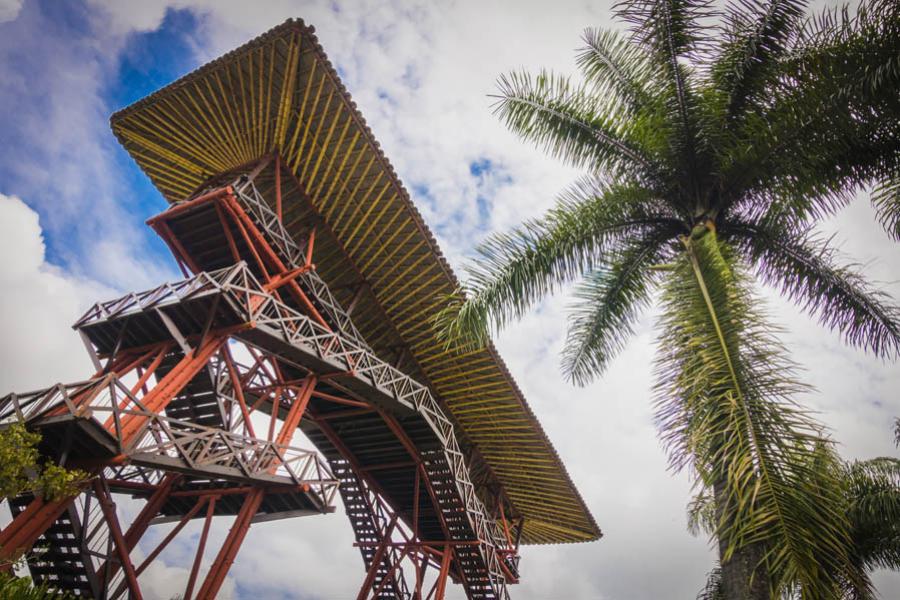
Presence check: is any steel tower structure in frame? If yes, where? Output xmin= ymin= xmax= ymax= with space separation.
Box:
xmin=0 ymin=19 xmax=600 ymax=600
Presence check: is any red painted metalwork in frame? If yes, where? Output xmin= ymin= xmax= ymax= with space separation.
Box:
xmin=223 ymin=345 xmax=257 ymax=438
xmin=0 ymin=153 xmax=517 ymax=600
xmin=194 ymin=489 xmax=264 ymax=599
xmin=117 ymin=334 xmax=228 ymax=444
xmin=93 ymin=478 xmax=143 ymax=600
xmin=125 ymin=475 xmax=178 ymax=549
xmin=275 ymin=375 xmax=316 ymax=445
xmin=0 ymin=497 xmax=74 ymax=564
xmin=133 ymin=497 xmax=206 ymax=577
xmin=185 ymin=495 xmax=217 ymax=600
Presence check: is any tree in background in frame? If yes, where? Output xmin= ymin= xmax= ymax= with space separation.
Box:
xmin=0 ymin=423 xmax=85 ymax=502
xmin=0 ymin=572 xmax=72 ymax=600
xmin=438 ymin=0 xmax=900 ymax=597
xmin=695 ymin=423 xmax=900 ymax=599
xmin=0 ymin=423 xmax=87 ymax=569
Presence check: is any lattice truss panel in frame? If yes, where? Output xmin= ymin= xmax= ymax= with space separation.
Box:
xmin=0 ymin=159 xmax=521 ymax=600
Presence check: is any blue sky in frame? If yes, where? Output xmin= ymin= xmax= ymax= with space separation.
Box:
xmin=0 ymin=1 xmax=207 ymax=281
xmin=0 ymin=1 xmax=898 ymax=598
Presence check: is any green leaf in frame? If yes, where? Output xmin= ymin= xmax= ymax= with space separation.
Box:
xmin=654 ymin=229 xmax=863 ymax=597
xmin=562 ymin=223 xmax=677 ymax=384
xmin=435 ymin=179 xmax=679 ymax=348
xmin=492 ymin=70 xmax=659 ymax=182
xmin=725 ymin=220 xmax=900 ymax=358
xmin=873 ymin=173 xmax=900 ymax=241
xmin=712 ymin=0 xmax=808 ymax=120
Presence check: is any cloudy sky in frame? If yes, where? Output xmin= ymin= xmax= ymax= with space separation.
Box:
xmin=0 ymin=0 xmax=898 ymax=598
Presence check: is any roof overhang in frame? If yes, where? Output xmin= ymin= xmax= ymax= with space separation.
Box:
xmin=110 ymin=18 xmax=600 ymax=545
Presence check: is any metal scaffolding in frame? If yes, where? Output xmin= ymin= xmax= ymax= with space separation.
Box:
xmin=0 ymin=159 xmax=520 ymax=599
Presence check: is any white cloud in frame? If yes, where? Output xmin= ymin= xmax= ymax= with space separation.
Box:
xmin=0 ymin=1 xmax=177 ymax=291
xmin=1 ymin=1 xmax=898 ymax=598
xmin=0 ymin=194 xmax=112 ymax=391
xmin=0 ymin=0 xmax=22 ymax=23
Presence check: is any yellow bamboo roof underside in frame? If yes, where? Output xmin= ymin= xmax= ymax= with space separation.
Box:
xmin=110 ymin=18 xmax=600 ymax=545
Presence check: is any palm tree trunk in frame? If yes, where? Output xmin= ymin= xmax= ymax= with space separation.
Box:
xmin=714 ymin=477 xmax=770 ymax=600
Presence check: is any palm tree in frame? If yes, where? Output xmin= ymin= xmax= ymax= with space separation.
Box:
xmin=437 ymin=0 xmax=900 ymax=597
xmin=696 ymin=427 xmax=900 ymax=599
xmin=844 ymin=456 xmax=900 ymax=586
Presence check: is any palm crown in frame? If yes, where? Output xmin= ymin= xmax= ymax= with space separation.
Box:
xmin=438 ymin=0 xmax=900 ymax=597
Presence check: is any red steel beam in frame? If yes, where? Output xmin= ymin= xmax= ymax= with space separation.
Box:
xmin=145 ymin=186 xmax=233 ymax=225
xmin=154 ymin=219 xmax=202 ymax=276
xmin=93 ymin=479 xmax=143 ymax=600
xmin=215 ymin=202 xmax=242 ymax=264
xmin=220 ymin=193 xmax=331 ymax=330
xmin=369 ymin=546 xmax=410 ymax=599
xmin=223 ymin=345 xmax=257 ymax=438
xmin=221 ymin=199 xmax=275 ymax=283
xmin=124 ymin=474 xmax=180 ymax=551
xmin=184 ymin=495 xmax=217 ymax=600
xmin=135 ymin=497 xmax=207 ymax=577
xmin=0 ymin=496 xmax=76 ymax=565
xmin=117 ymin=333 xmax=228 ymax=445
xmin=274 ymin=375 xmax=316 ymax=446
xmin=434 ymin=544 xmax=452 ymax=600
xmin=310 ymin=389 xmax=369 ymax=408
xmin=356 ymin=514 xmax=399 ymax=600
xmin=193 ymin=489 xmax=264 ymax=599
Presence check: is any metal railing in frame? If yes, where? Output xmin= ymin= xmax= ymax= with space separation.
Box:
xmin=0 ymin=375 xmax=339 ymax=510
xmin=69 ymin=262 xmax=511 ymax=597
xmin=233 ymin=179 xmax=369 ymax=349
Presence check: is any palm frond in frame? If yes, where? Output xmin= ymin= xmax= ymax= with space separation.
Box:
xmin=0 ymin=573 xmax=72 ymax=599
xmin=712 ymin=0 xmax=807 ymax=120
xmin=576 ymin=28 xmax=656 ymax=114
xmin=615 ymin=0 xmax=711 ymax=58
xmin=562 ymin=223 xmax=677 ymax=385
xmin=617 ymin=0 xmax=721 ymax=214
xmin=687 ymin=489 xmax=716 ymax=537
xmin=655 ymin=227 xmax=862 ymax=597
xmin=724 ymin=220 xmax=900 ymax=358
xmin=492 ymin=71 xmax=658 ymax=180
xmin=435 ymin=180 xmax=679 ymax=348
xmin=873 ymin=173 xmax=900 ymax=241
xmin=844 ymin=457 xmax=900 ymax=571
xmin=716 ymin=0 xmax=900 ymax=220
xmin=696 ymin=566 xmax=725 ymax=600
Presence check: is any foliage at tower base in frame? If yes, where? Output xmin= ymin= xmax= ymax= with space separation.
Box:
xmin=0 ymin=423 xmax=86 ymax=503
xmin=436 ymin=0 xmax=900 ymax=597
xmin=0 ymin=423 xmax=88 ymax=567
xmin=0 ymin=573 xmax=73 ymax=600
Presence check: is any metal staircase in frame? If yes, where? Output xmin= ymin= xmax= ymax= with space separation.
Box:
xmin=331 ymin=459 xmax=411 ymax=599
xmin=74 ymin=260 xmax=511 ymax=599
xmin=8 ymin=495 xmax=96 ymax=597
xmin=6 ymin=489 xmax=128 ymax=599
xmin=154 ymin=168 xmax=515 ymax=599
xmin=159 ymin=350 xmax=225 ymax=429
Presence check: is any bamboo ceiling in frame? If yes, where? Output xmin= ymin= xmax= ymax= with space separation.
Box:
xmin=110 ymin=18 xmax=600 ymax=545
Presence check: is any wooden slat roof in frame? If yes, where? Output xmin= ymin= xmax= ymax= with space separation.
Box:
xmin=110 ymin=18 xmax=600 ymax=545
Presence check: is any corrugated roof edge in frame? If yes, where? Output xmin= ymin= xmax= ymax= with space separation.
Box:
xmin=110 ymin=17 xmax=601 ymax=544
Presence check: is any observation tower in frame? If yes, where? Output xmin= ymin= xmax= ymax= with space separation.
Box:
xmin=0 ymin=19 xmax=600 ymax=600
